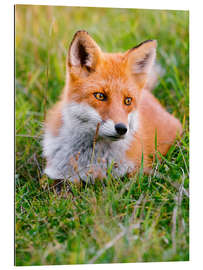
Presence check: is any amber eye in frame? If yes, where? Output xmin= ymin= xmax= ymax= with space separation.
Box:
xmin=124 ymin=97 xmax=132 ymax=105
xmin=94 ymin=92 xmax=106 ymax=101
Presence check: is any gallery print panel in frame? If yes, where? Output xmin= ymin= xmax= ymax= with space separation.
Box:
xmin=15 ymin=4 xmax=189 ymax=266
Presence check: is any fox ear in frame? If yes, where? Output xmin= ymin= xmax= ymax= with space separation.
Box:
xmin=126 ymin=40 xmax=157 ymax=88
xmin=68 ymin=30 xmax=101 ymax=78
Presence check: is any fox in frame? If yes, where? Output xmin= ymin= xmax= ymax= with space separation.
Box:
xmin=42 ymin=30 xmax=182 ymax=183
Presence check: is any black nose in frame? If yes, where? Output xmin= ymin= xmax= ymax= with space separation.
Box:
xmin=115 ymin=123 xmax=128 ymax=135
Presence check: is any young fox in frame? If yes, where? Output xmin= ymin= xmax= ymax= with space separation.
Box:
xmin=42 ymin=30 xmax=182 ymax=182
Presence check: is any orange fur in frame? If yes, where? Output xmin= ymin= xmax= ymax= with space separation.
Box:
xmin=45 ymin=100 xmax=64 ymax=136
xmin=126 ymin=89 xmax=182 ymax=172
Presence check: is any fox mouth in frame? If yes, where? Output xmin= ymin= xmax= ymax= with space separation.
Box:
xmin=106 ymin=135 xmax=125 ymax=141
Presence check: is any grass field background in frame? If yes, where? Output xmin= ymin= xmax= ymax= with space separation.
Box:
xmin=15 ymin=5 xmax=189 ymax=266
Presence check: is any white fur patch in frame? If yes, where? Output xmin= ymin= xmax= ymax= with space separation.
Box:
xmin=69 ymin=40 xmax=93 ymax=68
xmin=99 ymin=119 xmax=116 ymax=137
xmin=42 ymin=102 xmax=139 ymax=181
xmin=128 ymin=110 xmax=139 ymax=134
xmin=63 ymin=102 xmax=102 ymax=129
xmin=132 ymin=48 xmax=156 ymax=74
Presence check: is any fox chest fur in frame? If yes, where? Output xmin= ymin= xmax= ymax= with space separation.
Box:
xmin=42 ymin=30 xmax=182 ymax=183
xmin=43 ymin=102 xmax=137 ymax=182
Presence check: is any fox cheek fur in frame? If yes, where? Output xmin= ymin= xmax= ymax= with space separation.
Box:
xmin=42 ymin=30 xmax=182 ymax=182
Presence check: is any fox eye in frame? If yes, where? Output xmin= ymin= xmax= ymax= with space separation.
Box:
xmin=124 ymin=97 xmax=132 ymax=105
xmin=94 ymin=92 xmax=106 ymax=101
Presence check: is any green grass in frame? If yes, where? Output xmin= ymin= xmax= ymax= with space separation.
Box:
xmin=15 ymin=5 xmax=189 ymax=266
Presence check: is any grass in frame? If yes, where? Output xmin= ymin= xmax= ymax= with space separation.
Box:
xmin=15 ymin=5 xmax=189 ymax=266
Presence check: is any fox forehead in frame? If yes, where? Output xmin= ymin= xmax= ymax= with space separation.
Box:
xmin=88 ymin=52 xmax=132 ymax=87
xmin=68 ymin=53 xmax=138 ymax=100
xmin=73 ymin=76 xmax=136 ymax=96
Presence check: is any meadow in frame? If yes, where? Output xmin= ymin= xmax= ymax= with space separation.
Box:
xmin=15 ymin=5 xmax=189 ymax=265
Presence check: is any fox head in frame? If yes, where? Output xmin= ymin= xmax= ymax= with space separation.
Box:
xmin=65 ymin=30 xmax=157 ymax=140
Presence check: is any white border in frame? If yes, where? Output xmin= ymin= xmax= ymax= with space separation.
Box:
xmin=13 ymin=0 xmax=190 ymax=10
xmin=1 ymin=0 xmax=203 ymax=269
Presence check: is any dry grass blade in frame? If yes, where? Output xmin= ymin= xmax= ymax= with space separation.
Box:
xmin=129 ymin=193 xmax=144 ymax=224
xmin=89 ymin=223 xmax=140 ymax=264
xmin=172 ymin=200 xmax=178 ymax=253
xmin=86 ymin=122 xmax=101 ymax=180
xmin=90 ymin=122 xmax=100 ymax=165
xmin=172 ymin=169 xmax=186 ymax=253
xmin=154 ymin=171 xmax=189 ymax=198
xmin=16 ymin=134 xmax=40 ymax=138
xmin=177 ymin=141 xmax=189 ymax=176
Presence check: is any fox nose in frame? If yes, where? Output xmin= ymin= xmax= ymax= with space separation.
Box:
xmin=115 ymin=123 xmax=128 ymax=135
